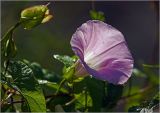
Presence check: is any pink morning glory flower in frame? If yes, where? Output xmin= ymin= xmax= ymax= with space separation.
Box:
xmin=70 ymin=20 xmax=133 ymax=85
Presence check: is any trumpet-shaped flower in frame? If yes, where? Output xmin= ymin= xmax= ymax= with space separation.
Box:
xmin=70 ymin=20 xmax=133 ymax=84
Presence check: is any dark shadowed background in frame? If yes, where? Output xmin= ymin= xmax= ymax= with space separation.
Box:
xmin=1 ymin=1 xmax=159 ymax=75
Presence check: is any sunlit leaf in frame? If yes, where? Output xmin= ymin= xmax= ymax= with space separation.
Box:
xmin=54 ymin=55 xmax=77 ymax=67
xmin=7 ymin=60 xmax=46 ymax=112
xmin=53 ymin=55 xmax=78 ymax=81
xmin=63 ymin=66 xmax=75 ymax=81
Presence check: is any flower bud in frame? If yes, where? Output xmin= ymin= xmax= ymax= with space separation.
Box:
xmin=20 ymin=4 xmax=53 ymax=30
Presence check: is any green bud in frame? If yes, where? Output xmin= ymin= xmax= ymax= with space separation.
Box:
xmin=5 ymin=37 xmax=17 ymax=58
xmin=90 ymin=10 xmax=105 ymax=22
xmin=1 ymin=31 xmax=17 ymax=61
xmin=20 ymin=4 xmax=53 ymax=30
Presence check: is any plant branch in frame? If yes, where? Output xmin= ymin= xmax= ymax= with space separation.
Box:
xmin=45 ymin=93 xmax=69 ymax=99
xmin=55 ymin=79 xmax=66 ymax=95
xmin=0 ymin=93 xmax=13 ymax=106
xmin=3 ymin=93 xmax=69 ymax=106
xmin=2 ymin=22 xmax=21 ymax=40
xmin=91 ymin=0 xmax=95 ymax=10
xmin=65 ymin=98 xmax=76 ymax=106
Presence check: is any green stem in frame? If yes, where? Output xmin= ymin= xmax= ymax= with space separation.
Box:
xmin=128 ymin=77 xmax=132 ymax=96
xmin=45 ymin=2 xmax=51 ymax=6
xmin=2 ymin=22 xmax=21 ymax=77
xmin=2 ymin=93 xmax=70 ymax=106
xmin=91 ymin=0 xmax=95 ymax=10
xmin=55 ymin=79 xmax=66 ymax=95
xmin=0 ymin=93 xmax=13 ymax=106
xmin=103 ymin=81 xmax=106 ymax=96
xmin=11 ymin=96 xmax=14 ymax=110
xmin=64 ymin=98 xmax=76 ymax=106
xmin=2 ymin=22 xmax=21 ymax=39
xmin=84 ymin=88 xmax=88 ymax=110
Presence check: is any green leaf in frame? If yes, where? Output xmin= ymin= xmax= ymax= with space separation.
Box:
xmin=71 ymin=77 xmax=104 ymax=111
xmin=90 ymin=10 xmax=105 ymax=21
xmin=53 ymin=55 xmax=78 ymax=81
xmin=143 ymin=64 xmax=160 ymax=68
xmin=63 ymin=66 xmax=75 ymax=81
xmin=31 ymin=62 xmax=60 ymax=82
xmin=23 ymin=59 xmax=60 ymax=82
xmin=21 ymin=101 xmax=30 ymax=112
xmin=20 ymin=4 xmax=53 ymax=30
xmin=73 ymin=78 xmax=87 ymax=94
xmin=54 ymin=55 xmax=77 ymax=68
xmin=7 ymin=60 xmax=46 ymax=112
xmin=74 ymin=90 xmax=93 ymax=111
